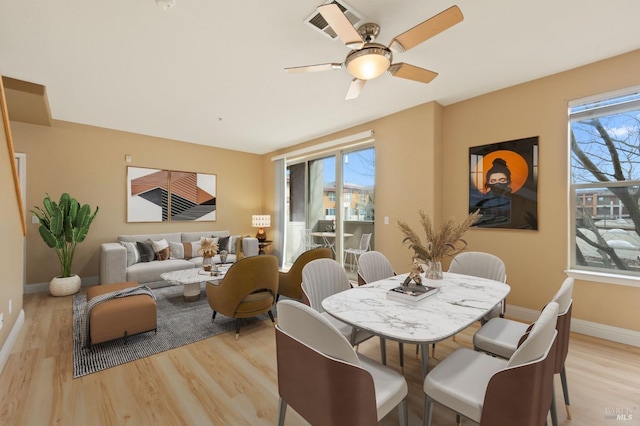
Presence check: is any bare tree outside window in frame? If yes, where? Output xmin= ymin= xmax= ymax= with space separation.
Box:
xmin=570 ymin=91 xmax=640 ymax=275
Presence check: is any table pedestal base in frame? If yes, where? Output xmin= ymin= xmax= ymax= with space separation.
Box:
xmin=183 ymin=282 xmax=201 ymax=302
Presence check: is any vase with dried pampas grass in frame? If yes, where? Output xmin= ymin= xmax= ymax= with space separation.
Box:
xmin=398 ymin=210 xmax=480 ymax=280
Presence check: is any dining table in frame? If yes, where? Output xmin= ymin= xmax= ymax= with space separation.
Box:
xmin=309 ymin=231 xmax=354 ymax=254
xmin=321 ymin=271 xmax=511 ymax=378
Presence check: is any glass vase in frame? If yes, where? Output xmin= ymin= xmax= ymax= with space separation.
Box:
xmin=203 ymin=256 xmax=213 ymax=271
xmin=426 ymin=259 xmax=443 ymax=280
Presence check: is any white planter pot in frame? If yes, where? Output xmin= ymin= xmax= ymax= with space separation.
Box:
xmin=50 ymin=274 xmax=81 ymax=296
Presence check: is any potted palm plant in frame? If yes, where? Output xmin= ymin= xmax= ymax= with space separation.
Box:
xmin=31 ymin=193 xmax=99 ymax=296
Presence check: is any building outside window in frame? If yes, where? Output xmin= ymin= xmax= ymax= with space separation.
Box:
xmin=569 ymin=88 xmax=640 ymax=279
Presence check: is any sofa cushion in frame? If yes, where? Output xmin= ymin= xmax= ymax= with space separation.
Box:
xmin=119 ymin=232 xmax=182 ymax=244
xmin=120 ymin=241 xmax=140 ymax=267
xmin=137 ymin=241 xmax=156 ymax=262
xmin=181 ymin=230 xmax=230 ymax=243
xmin=128 ymin=259 xmax=195 ymax=284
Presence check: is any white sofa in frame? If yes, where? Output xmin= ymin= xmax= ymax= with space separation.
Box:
xmin=100 ymin=231 xmax=259 ymax=288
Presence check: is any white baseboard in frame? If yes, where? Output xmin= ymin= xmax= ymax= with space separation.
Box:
xmin=0 ymin=309 xmax=25 ymax=376
xmin=507 ymin=304 xmax=640 ymax=348
xmin=23 ymin=275 xmax=99 ymax=294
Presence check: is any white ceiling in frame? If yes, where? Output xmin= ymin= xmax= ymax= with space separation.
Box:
xmin=1 ymin=0 xmax=639 ymax=155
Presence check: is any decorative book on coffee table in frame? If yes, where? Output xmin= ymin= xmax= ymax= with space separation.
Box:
xmin=386 ymin=284 xmax=438 ymax=305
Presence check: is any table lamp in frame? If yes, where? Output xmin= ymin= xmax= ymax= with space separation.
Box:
xmin=252 ymin=215 xmax=271 ymax=242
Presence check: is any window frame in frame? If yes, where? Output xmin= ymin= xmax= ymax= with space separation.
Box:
xmin=566 ymin=86 xmax=640 ymax=288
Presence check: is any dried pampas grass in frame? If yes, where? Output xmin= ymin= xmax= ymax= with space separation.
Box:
xmin=398 ymin=210 xmax=480 ymax=262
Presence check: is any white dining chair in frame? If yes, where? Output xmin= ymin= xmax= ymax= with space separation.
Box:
xmin=275 ymin=300 xmax=408 ymax=426
xmin=344 ymin=233 xmax=372 ymax=271
xmin=299 ymin=228 xmax=321 ymax=257
xmin=473 ymin=277 xmax=574 ymax=426
xmin=423 ymin=301 xmax=559 ymax=426
xmin=448 ymin=251 xmax=507 ymax=322
xmin=301 ymin=258 xmax=376 ymax=347
xmin=357 ymin=250 xmax=395 ymax=285
xmin=357 ymin=251 xmax=408 ymax=369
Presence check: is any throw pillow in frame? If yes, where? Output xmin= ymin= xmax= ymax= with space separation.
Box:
xmin=151 ymin=238 xmax=169 ymax=252
xmin=151 ymin=238 xmax=170 ymax=261
xmin=169 ymin=241 xmax=184 ymax=259
xmin=184 ymin=241 xmax=200 ymax=259
xmin=120 ymin=241 xmax=140 ymax=267
xmin=137 ymin=241 xmax=156 ymax=263
xmin=217 ymin=236 xmax=230 ymax=252
xmin=156 ymin=247 xmax=170 ymax=261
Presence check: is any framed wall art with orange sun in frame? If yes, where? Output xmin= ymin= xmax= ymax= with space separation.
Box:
xmin=469 ymin=136 xmax=538 ymax=230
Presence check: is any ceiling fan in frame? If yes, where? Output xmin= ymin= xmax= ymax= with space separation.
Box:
xmin=286 ymin=3 xmax=463 ymax=100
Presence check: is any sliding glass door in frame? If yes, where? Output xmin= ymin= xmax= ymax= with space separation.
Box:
xmin=341 ymin=147 xmax=375 ymax=271
xmin=284 ymin=146 xmax=375 ymax=273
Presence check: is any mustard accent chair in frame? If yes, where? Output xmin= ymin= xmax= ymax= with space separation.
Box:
xmin=278 ymin=247 xmax=333 ymax=301
xmin=206 ymin=255 xmax=279 ymax=340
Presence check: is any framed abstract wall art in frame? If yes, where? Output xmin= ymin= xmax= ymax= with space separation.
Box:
xmin=469 ymin=136 xmax=538 ymax=230
xmin=127 ymin=166 xmax=217 ymax=222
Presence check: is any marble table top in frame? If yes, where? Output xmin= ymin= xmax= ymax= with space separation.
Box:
xmin=321 ymin=272 xmax=511 ymax=344
xmin=161 ymin=264 xmax=231 ymax=286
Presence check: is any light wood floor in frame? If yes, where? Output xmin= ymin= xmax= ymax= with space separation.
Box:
xmin=2 ymin=291 xmax=639 ymax=425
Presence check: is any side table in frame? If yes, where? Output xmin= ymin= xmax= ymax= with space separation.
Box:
xmin=258 ymin=240 xmax=273 ymax=255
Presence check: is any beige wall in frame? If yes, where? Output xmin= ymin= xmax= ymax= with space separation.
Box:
xmin=441 ymin=50 xmax=640 ymax=331
xmin=0 ymin=78 xmax=24 ymax=348
xmin=11 ymin=120 xmax=264 ymax=287
xmin=265 ymin=50 xmax=640 ymax=332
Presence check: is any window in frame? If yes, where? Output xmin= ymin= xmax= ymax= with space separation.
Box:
xmin=569 ymin=88 xmax=640 ymax=283
xmin=328 ymin=191 xmax=336 ymax=202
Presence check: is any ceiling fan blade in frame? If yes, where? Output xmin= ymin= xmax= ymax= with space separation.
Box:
xmin=345 ymin=78 xmax=366 ymax=100
xmin=285 ymin=63 xmax=343 ymax=73
xmin=388 ymin=63 xmax=438 ymax=84
xmin=318 ymin=3 xmax=364 ymax=49
xmin=389 ymin=5 xmax=463 ymax=53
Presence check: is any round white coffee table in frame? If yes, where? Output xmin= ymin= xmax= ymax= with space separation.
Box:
xmin=161 ymin=264 xmax=230 ymax=301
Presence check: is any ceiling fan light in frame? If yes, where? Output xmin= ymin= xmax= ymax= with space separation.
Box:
xmin=155 ymin=0 xmax=175 ymax=10
xmin=345 ymin=45 xmax=392 ymax=80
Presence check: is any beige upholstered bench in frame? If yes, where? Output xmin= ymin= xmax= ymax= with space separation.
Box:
xmin=86 ymin=281 xmax=157 ymax=346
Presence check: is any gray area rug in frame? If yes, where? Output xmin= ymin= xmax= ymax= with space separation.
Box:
xmin=73 ymin=285 xmax=273 ymax=378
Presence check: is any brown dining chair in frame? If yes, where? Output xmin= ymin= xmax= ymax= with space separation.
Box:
xmin=424 ymin=302 xmax=559 ymax=426
xmin=206 ymin=255 xmax=279 ymax=340
xmin=472 ymin=277 xmax=574 ymax=426
xmin=275 ymin=300 xmax=408 ymax=426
